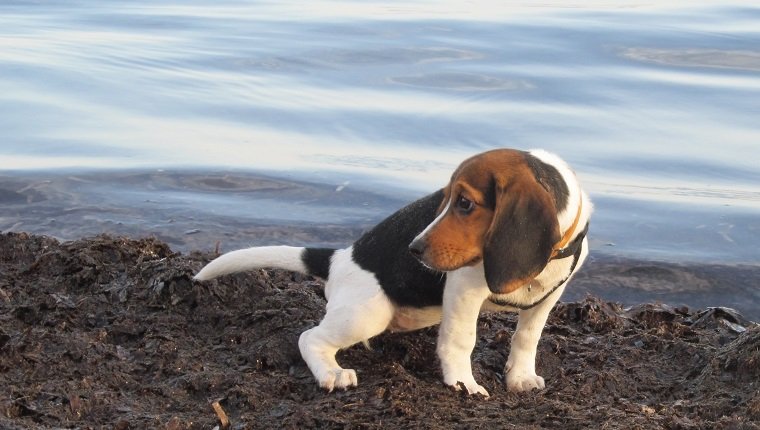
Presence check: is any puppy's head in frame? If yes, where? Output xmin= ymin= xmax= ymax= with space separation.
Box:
xmin=409 ymin=149 xmax=564 ymax=294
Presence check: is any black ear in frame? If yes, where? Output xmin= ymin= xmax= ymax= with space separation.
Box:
xmin=483 ymin=178 xmax=560 ymax=294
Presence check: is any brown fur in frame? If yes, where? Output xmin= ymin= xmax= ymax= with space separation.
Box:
xmin=417 ymin=149 xmax=561 ymax=293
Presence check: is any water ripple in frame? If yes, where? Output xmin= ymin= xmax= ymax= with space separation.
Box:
xmin=621 ymin=47 xmax=760 ymax=72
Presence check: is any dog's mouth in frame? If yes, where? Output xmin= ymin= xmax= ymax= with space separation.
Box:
xmin=411 ymin=252 xmax=482 ymax=272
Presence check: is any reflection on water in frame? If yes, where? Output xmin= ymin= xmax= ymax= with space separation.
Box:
xmin=0 ymin=1 xmax=759 ymax=264
xmin=622 ymin=48 xmax=760 ymax=72
xmin=391 ymin=72 xmax=532 ymax=91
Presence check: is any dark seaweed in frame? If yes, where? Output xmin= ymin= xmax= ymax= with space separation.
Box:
xmin=0 ymin=232 xmax=757 ymax=429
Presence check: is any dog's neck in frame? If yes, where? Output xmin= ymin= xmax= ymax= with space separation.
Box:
xmin=550 ymin=197 xmax=583 ymax=260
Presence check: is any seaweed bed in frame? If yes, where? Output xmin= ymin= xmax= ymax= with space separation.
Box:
xmin=0 ymin=232 xmax=758 ymax=429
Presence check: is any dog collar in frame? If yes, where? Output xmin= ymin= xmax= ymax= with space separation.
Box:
xmin=550 ymin=221 xmax=589 ymax=261
xmin=550 ymin=197 xmax=583 ymax=260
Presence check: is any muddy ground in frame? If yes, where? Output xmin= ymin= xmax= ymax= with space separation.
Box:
xmin=0 ymin=232 xmax=758 ymax=429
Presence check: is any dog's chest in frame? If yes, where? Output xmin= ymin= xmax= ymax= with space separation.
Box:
xmin=482 ymin=280 xmax=548 ymax=311
xmin=387 ymin=306 xmax=443 ymax=332
xmin=384 ymin=280 xmax=549 ymax=332
xmin=484 ymin=257 xmax=575 ymax=311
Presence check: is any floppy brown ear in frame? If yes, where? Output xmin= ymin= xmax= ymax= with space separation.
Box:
xmin=483 ymin=177 xmax=560 ymax=294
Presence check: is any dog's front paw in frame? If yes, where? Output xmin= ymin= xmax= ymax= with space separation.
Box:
xmin=460 ymin=381 xmax=490 ymax=397
xmin=505 ymin=367 xmax=545 ymax=392
xmin=444 ymin=377 xmax=490 ymax=397
xmin=317 ymin=368 xmax=358 ymax=392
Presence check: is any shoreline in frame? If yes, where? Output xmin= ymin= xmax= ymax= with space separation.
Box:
xmin=2 ymin=169 xmax=759 ymax=320
xmin=2 ymin=229 xmax=759 ymax=323
xmin=3 ymin=167 xmax=759 ymax=263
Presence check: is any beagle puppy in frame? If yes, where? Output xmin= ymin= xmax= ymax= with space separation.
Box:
xmin=195 ymin=148 xmax=591 ymax=396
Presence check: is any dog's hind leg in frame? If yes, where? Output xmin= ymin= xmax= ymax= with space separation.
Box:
xmin=298 ymin=290 xmax=393 ymax=391
xmin=298 ymin=248 xmax=394 ymax=392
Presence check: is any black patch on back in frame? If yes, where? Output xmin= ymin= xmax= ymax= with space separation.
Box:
xmin=302 ymin=247 xmax=335 ymax=279
xmin=352 ymin=190 xmax=447 ymax=308
xmin=523 ymin=152 xmax=569 ymax=211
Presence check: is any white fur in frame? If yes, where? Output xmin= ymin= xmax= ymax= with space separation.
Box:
xmin=437 ymin=265 xmax=492 ymax=395
xmin=503 ymin=237 xmax=588 ymax=390
xmin=195 ymin=150 xmax=591 ymax=395
xmin=530 ymin=149 xmax=593 ymax=234
xmin=299 ymin=247 xmax=395 ymax=391
xmin=194 ymin=245 xmax=306 ymax=281
xmin=412 ymin=197 xmax=451 ymax=244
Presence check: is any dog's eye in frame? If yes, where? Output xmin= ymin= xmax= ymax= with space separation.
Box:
xmin=456 ymin=195 xmax=474 ymax=213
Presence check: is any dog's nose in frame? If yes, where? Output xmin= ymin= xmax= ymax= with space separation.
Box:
xmin=408 ymin=238 xmax=426 ymax=259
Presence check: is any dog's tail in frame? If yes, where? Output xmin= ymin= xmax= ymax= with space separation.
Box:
xmin=194 ymin=246 xmax=336 ymax=281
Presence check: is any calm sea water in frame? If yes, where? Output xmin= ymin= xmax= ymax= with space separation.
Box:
xmin=1 ymin=1 xmax=759 ymax=265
